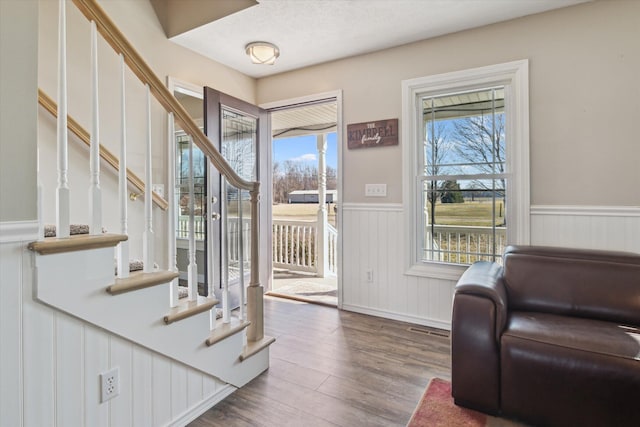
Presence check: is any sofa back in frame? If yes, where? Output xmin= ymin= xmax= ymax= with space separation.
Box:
xmin=502 ymin=245 xmax=640 ymax=325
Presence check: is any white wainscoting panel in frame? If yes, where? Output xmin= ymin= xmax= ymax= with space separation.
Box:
xmin=340 ymin=204 xmax=640 ymax=330
xmin=530 ymin=206 xmax=640 ymax=253
xmin=0 ymin=222 xmax=232 ymax=427
xmin=341 ymin=204 xmax=457 ymax=330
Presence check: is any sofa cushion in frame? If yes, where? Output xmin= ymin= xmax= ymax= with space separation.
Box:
xmin=503 ymin=245 xmax=640 ymax=325
xmin=501 ymin=311 xmax=640 ymax=426
xmin=503 ymin=311 xmax=640 ymax=361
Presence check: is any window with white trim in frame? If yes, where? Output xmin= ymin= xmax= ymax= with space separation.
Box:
xmin=402 ymin=61 xmax=530 ymax=277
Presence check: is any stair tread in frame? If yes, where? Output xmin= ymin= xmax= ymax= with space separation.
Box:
xmin=29 ymin=233 xmax=127 ymax=255
xmin=164 ymin=295 xmax=219 ymax=325
xmin=107 ymin=270 xmax=179 ymax=295
xmin=205 ymin=318 xmax=251 ymax=347
xmin=240 ymin=335 xmax=276 ymax=362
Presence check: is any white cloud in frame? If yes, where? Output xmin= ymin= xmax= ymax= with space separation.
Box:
xmin=291 ymin=153 xmax=317 ymax=162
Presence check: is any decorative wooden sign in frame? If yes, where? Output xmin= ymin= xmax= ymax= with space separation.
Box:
xmin=347 ymin=118 xmax=399 ymax=149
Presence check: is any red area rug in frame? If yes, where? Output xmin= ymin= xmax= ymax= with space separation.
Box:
xmin=407 ymin=378 xmax=526 ymax=427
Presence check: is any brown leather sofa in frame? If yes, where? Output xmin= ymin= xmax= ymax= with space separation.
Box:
xmin=451 ymin=245 xmax=640 ymax=426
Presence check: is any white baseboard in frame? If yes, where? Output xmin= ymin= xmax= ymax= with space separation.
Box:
xmin=341 ymin=303 xmax=451 ymax=331
xmin=166 ymin=384 xmax=236 ymax=427
xmin=0 ymin=220 xmax=38 ymax=243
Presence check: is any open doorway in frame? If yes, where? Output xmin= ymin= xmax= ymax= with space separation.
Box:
xmin=266 ymin=99 xmax=340 ymax=306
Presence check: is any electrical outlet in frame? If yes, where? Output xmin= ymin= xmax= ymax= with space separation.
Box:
xmin=365 ymin=184 xmax=387 ymax=197
xmin=366 ymin=270 xmax=373 ymax=283
xmin=100 ymin=367 xmax=120 ymax=403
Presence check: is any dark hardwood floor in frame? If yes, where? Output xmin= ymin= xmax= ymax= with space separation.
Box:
xmin=190 ymin=296 xmax=451 ymax=426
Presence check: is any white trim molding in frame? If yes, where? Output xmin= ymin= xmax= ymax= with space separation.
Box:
xmin=260 ymin=90 xmax=344 ymax=306
xmin=402 ymin=60 xmax=530 ymax=278
xmin=342 ymin=303 xmax=451 ymax=331
xmin=531 ymin=205 xmax=640 ymax=217
xmin=0 ymin=220 xmax=39 ymax=243
xmin=341 ymin=203 xmax=403 ymax=212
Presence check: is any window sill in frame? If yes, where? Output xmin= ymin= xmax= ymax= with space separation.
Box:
xmin=405 ymin=262 xmax=468 ymax=281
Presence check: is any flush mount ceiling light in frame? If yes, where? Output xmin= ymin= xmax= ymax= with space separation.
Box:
xmin=245 ymin=42 xmax=280 ymax=65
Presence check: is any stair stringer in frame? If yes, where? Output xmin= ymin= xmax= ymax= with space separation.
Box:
xmin=31 ymin=245 xmax=269 ymax=388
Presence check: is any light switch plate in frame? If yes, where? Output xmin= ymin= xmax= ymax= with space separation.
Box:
xmin=365 ymin=184 xmax=387 ymax=197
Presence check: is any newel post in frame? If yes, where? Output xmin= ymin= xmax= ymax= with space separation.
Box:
xmin=246 ymin=182 xmax=263 ymax=342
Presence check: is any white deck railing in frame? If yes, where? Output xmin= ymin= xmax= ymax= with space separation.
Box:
xmin=272 ymin=219 xmax=338 ymax=276
xmin=327 ymin=223 xmax=337 ymax=275
xmin=273 ymin=219 xmax=317 ymax=273
xmin=424 ymin=225 xmax=507 ymax=264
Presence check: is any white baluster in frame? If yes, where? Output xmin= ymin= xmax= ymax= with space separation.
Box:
xmin=168 ymin=113 xmax=179 ymax=307
xmin=221 ymin=177 xmax=230 ymax=324
xmin=238 ymin=193 xmax=245 ymax=321
xmin=116 ymin=54 xmax=129 ymax=279
xmin=143 ymin=84 xmax=154 ymax=273
xmin=89 ymin=21 xmax=102 ymax=235
xmin=56 ymin=0 xmax=70 ymax=238
xmin=187 ymin=136 xmax=197 ymax=301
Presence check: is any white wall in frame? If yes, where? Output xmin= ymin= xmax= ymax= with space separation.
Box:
xmin=257 ymin=0 xmax=640 ymax=328
xmin=257 ymin=0 xmax=640 ymax=206
xmin=0 ymin=224 xmax=232 ymax=427
xmin=0 ymin=0 xmax=38 ymax=222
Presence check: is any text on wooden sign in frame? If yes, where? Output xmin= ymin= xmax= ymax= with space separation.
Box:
xmin=347 ymin=119 xmax=398 ymax=149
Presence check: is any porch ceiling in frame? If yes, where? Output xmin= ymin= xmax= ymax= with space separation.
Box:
xmin=271 ymin=102 xmax=337 ymax=139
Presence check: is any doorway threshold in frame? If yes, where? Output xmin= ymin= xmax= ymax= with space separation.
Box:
xmin=267 ymin=270 xmax=337 ymax=307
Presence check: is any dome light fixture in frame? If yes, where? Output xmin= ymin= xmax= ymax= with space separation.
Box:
xmin=245 ymin=42 xmax=280 ymax=65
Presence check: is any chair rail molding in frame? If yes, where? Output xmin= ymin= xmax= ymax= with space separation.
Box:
xmin=530 ymin=205 xmax=640 ymax=217
xmin=0 ymin=220 xmax=39 ymax=243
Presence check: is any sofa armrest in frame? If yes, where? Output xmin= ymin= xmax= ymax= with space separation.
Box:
xmin=455 ymin=261 xmax=507 ymax=341
xmin=450 ymin=261 xmax=506 ymax=414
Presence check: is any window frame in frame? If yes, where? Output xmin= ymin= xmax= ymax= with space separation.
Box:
xmin=402 ymin=60 xmax=530 ymax=280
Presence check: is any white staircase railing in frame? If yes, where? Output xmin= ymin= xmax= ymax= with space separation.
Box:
xmin=43 ymin=0 xmax=269 ymax=359
xmin=89 ymin=21 xmax=102 ymax=235
xmin=142 ymin=84 xmax=155 ymax=273
xmin=55 ymin=0 xmax=70 ymax=239
xmin=167 ymin=113 xmax=179 ymax=307
xmin=116 ymin=53 xmax=129 ymax=279
xmin=187 ymin=136 xmax=198 ymax=301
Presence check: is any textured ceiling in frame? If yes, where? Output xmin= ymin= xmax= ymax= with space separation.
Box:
xmin=170 ymin=0 xmax=589 ymax=78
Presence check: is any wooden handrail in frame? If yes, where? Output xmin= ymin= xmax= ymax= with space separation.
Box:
xmin=72 ymin=0 xmax=256 ymax=194
xmin=38 ymin=89 xmax=169 ymax=211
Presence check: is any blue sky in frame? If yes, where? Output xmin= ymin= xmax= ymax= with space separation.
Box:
xmin=273 ymin=133 xmax=337 ymax=169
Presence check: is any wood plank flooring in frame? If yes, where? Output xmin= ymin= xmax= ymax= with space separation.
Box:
xmin=189 ymin=296 xmax=451 ymax=426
